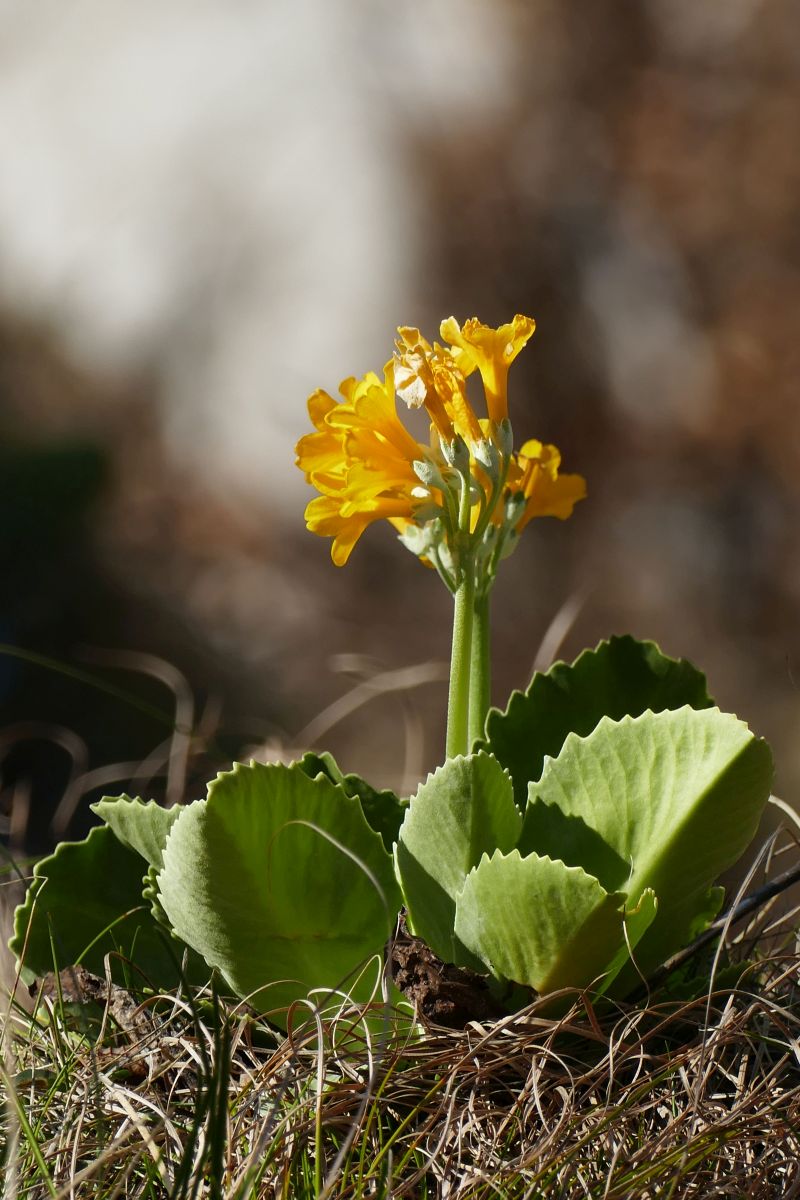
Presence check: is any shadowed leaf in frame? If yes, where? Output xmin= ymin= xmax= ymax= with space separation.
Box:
xmin=297 ymin=750 xmax=407 ymax=850
xmin=10 ymin=825 xmax=194 ymax=988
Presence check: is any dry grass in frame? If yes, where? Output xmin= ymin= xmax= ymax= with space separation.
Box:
xmin=2 ymin=655 xmax=799 ymax=1197
xmin=2 ymin=854 xmax=799 ymax=1200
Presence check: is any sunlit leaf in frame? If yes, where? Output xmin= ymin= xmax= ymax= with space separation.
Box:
xmin=157 ymin=761 xmax=401 ymax=1024
xmin=523 ymin=706 xmax=772 ymax=982
xmin=479 ymin=635 xmax=713 ymax=806
xmin=454 ymin=850 xmax=627 ymax=993
xmin=92 ymin=795 xmax=182 ymax=870
xmin=396 ymin=752 xmax=520 ymax=967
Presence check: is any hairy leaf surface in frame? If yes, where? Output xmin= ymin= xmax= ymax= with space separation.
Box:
xmin=522 ymin=706 xmax=772 ymax=981
xmin=395 ymin=753 xmax=520 ymax=967
xmin=479 ymin=636 xmax=713 ymax=806
xmin=92 ymin=795 xmax=182 ymax=870
xmin=10 ymin=825 xmax=193 ymax=987
xmin=157 ymin=761 xmax=401 ymax=1023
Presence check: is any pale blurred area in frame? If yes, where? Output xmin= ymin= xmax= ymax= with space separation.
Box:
xmin=2 ymin=0 xmax=800 ymax=850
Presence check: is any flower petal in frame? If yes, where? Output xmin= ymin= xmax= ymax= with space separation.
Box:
xmin=441 ymin=314 xmax=536 ymax=424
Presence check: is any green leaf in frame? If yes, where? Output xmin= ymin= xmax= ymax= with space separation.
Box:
xmin=92 ymin=795 xmax=182 ymax=870
xmin=688 ymin=886 xmax=725 ymax=940
xmin=157 ymin=761 xmax=402 ymax=1023
xmin=597 ymin=888 xmax=658 ymax=994
xmin=518 ymin=798 xmax=630 ymax=891
xmin=454 ymin=850 xmax=627 ymax=993
xmin=297 ymin=751 xmax=407 ymax=851
xmin=660 ymin=956 xmax=753 ymax=1002
xmin=524 ymin=707 xmax=772 ymax=983
xmin=296 ymin=750 xmax=343 ymax=784
xmin=9 ymin=825 xmax=196 ymax=988
xmin=395 ymin=752 xmax=521 ymax=968
xmin=334 ymin=775 xmax=408 ymax=854
xmin=478 ymin=635 xmax=713 ymax=807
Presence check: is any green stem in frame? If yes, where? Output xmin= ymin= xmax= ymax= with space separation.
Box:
xmin=469 ymin=591 xmax=491 ymax=744
xmin=472 ymin=453 xmax=510 ymax=541
xmin=445 ymin=474 xmax=475 ymax=759
xmin=445 ymin=564 xmax=474 ymax=759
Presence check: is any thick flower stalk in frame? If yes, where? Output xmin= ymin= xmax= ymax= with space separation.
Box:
xmin=296 ymin=315 xmax=586 ymax=759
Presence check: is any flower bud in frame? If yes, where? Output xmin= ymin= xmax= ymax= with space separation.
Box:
xmin=500 ymin=529 xmax=520 ymax=560
xmin=496 ymin=418 xmax=514 ymax=458
xmin=441 ymin=434 xmax=470 ymax=473
xmin=412 ymin=501 xmax=444 ymax=524
xmin=474 ymin=438 xmax=500 ymax=479
xmin=413 ymin=457 xmax=444 ymax=488
xmin=505 ymin=491 xmax=526 ymax=524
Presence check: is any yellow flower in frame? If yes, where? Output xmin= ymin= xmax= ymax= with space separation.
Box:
xmin=297 ymin=314 xmax=586 ymax=574
xmin=509 ymin=439 xmax=587 ymax=530
xmin=394 ymin=327 xmax=483 ymax=448
xmin=295 ymin=363 xmax=429 ymax=565
xmin=441 ymin=314 xmax=536 ymax=425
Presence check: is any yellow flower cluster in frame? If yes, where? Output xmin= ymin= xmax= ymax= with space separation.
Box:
xmin=297 ymin=367 xmax=422 ymax=566
xmin=295 ymin=316 xmax=586 ymax=575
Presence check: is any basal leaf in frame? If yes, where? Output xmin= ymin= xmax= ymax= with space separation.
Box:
xmin=395 ymin=753 xmax=520 ymax=968
xmin=334 ymin=774 xmax=408 ymax=853
xmin=157 ymin=761 xmax=401 ymax=1024
xmin=296 ymin=750 xmax=344 ymax=784
xmin=526 ymin=707 xmax=772 ymax=983
xmin=597 ymin=888 xmax=658 ymax=994
xmin=10 ymin=825 xmax=195 ymax=988
xmin=297 ymin=751 xmax=407 ymax=851
xmin=479 ymin=635 xmax=713 ymax=806
xmin=454 ymin=850 xmax=628 ymax=994
xmin=518 ymin=798 xmax=629 ymax=891
xmin=92 ymin=795 xmax=182 ymax=870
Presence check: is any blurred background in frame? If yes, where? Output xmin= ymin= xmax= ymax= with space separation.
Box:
xmin=2 ymin=0 xmax=800 ymax=858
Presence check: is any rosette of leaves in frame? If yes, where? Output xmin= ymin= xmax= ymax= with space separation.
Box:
xmin=395 ymin=637 xmax=773 ymax=998
xmin=10 ymin=636 xmax=773 ymax=1021
xmin=10 ymin=760 xmax=404 ymax=1027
